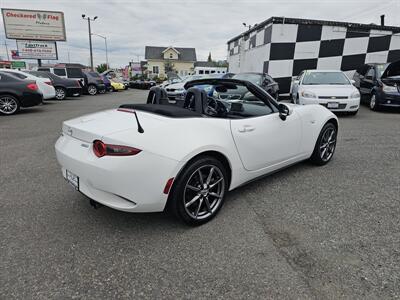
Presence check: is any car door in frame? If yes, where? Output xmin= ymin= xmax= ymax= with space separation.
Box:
xmin=230 ymin=89 xmax=302 ymax=172
xmin=359 ymin=66 xmax=374 ymax=95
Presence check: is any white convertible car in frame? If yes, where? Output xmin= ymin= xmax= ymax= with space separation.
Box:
xmin=55 ymin=78 xmax=338 ymax=225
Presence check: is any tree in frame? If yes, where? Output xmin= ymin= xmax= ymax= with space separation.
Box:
xmin=207 ymin=52 xmax=212 ymax=62
xmin=96 ymin=63 xmax=108 ymax=73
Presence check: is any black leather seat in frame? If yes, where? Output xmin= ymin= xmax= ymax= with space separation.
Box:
xmin=146 ymin=86 xmax=168 ymax=104
xmin=183 ymin=87 xmax=208 ymax=114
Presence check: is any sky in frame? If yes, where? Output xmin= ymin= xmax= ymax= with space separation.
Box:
xmin=0 ymin=0 xmax=399 ymax=68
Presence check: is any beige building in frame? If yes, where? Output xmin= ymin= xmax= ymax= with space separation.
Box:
xmin=145 ymin=46 xmax=197 ymax=78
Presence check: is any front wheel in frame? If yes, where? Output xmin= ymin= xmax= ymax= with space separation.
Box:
xmin=369 ymin=94 xmax=379 ymax=111
xmin=168 ymin=156 xmax=228 ymax=226
xmin=309 ymin=122 xmax=337 ymax=165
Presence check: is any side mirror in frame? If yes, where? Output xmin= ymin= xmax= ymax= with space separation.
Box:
xmin=350 ymin=79 xmax=355 ymax=85
xmin=365 ymin=75 xmax=373 ymax=80
xmin=293 ymin=79 xmax=300 ymax=85
xmin=278 ymin=103 xmax=293 ymax=121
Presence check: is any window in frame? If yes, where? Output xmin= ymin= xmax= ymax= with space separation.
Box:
xmin=365 ymin=68 xmax=375 ymax=79
xmin=153 ymin=66 xmax=159 ymax=74
xmin=205 ymin=70 xmax=210 ymax=74
xmin=169 ymin=53 xmax=173 ymax=59
xmin=54 ymin=68 xmax=66 ymax=76
xmin=11 ymin=72 xmax=27 ymax=79
xmin=211 ymin=70 xmax=216 ymax=74
xmin=302 ymin=72 xmax=350 ymax=85
xmin=66 ymin=68 xmax=84 ymax=78
xmin=191 ymin=82 xmax=276 ymax=118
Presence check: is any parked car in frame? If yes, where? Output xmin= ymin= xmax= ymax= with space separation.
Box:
xmin=291 ymin=70 xmax=360 ymax=115
xmin=165 ymin=75 xmax=204 ymax=100
xmin=27 ymin=70 xmax=82 ymax=100
xmin=55 ymin=79 xmax=338 ymax=225
xmin=233 ymin=72 xmax=279 ymax=100
xmin=82 ymin=71 xmax=106 ymax=95
xmin=353 ymin=61 xmax=400 ymax=111
xmin=129 ymin=79 xmax=157 ymax=90
xmin=100 ymin=75 xmax=112 ymax=92
xmin=110 ymin=79 xmax=125 ymax=91
xmin=0 ymin=68 xmax=55 ymax=100
xmin=38 ymin=66 xmax=85 ymax=87
xmin=0 ymin=71 xmax=43 ymax=115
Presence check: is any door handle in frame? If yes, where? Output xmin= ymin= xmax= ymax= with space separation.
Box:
xmin=238 ymin=125 xmax=255 ymax=133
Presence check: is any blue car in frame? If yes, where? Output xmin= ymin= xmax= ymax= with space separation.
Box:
xmin=101 ymin=75 xmax=112 ymax=92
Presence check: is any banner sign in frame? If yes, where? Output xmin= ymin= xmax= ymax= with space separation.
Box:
xmin=2 ymin=8 xmax=66 ymax=41
xmin=16 ymin=40 xmax=58 ymax=60
xmin=11 ymin=61 xmax=26 ymax=69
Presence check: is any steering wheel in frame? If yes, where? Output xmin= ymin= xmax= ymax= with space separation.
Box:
xmin=206 ymin=97 xmax=228 ymax=117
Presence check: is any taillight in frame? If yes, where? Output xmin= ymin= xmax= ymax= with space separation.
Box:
xmin=93 ymin=140 xmax=141 ymax=157
xmin=27 ymin=83 xmax=38 ymax=91
xmin=45 ymin=81 xmax=53 ymax=86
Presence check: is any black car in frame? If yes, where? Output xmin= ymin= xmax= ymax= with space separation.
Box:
xmin=27 ymin=71 xmax=82 ymax=100
xmin=129 ymin=79 xmax=157 ymax=90
xmin=82 ymin=71 xmax=106 ymax=95
xmin=353 ymin=61 xmax=400 ymax=111
xmin=232 ymin=72 xmax=280 ymax=100
xmin=0 ymin=72 xmax=43 ymax=115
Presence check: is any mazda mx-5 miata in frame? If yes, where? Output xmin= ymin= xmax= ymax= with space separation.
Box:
xmin=55 ymin=78 xmax=338 ymax=225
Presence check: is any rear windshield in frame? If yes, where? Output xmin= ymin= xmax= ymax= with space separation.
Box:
xmin=302 ymin=72 xmax=350 ymax=85
xmin=66 ymin=68 xmax=83 ymax=78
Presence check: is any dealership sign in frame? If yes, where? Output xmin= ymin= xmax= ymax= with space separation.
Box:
xmin=11 ymin=61 xmax=26 ymax=69
xmin=16 ymin=40 xmax=58 ymax=60
xmin=1 ymin=8 xmax=66 ymax=41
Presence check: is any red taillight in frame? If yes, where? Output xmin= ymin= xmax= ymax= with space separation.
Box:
xmin=27 ymin=83 xmax=38 ymax=91
xmin=45 ymin=81 xmax=53 ymax=86
xmin=163 ymin=178 xmax=174 ymax=194
xmin=93 ymin=140 xmax=141 ymax=158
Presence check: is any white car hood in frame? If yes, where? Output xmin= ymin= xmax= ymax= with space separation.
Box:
xmin=301 ymin=85 xmax=357 ymax=97
xmin=165 ymin=82 xmax=185 ymax=89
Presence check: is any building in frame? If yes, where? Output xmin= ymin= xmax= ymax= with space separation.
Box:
xmin=193 ymin=61 xmax=227 ymax=75
xmin=145 ymin=46 xmax=196 ymax=78
xmin=227 ymin=17 xmax=400 ymax=94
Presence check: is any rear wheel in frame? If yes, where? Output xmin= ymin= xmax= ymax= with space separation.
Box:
xmin=55 ymin=87 xmax=66 ymax=100
xmin=310 ymin=122 xmax=337 ymax=165
xmin=169 ymin=156 xmax=228 ymax=226
xmin=87 ymin=84 xmax=98 ymax=95
xmin=0 ymin=95 xmax=20 ymax=115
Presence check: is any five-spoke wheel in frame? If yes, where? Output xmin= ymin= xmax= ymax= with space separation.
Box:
xmin=310 ymin=122 xmax=337 ymax=165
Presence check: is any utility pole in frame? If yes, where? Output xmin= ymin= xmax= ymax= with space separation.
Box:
xmin=92 ymin=33 xmax=108 ymax=68
xmin=82 ymin=14 xmax=98 ymax=70
xmin=4 ymin=41 xmax=10 ymax=61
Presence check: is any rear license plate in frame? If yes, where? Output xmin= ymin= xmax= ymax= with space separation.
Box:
xmin=327 ymin=102 xmax=339 ymax=108
xmin=66 ymin=170 xmax=79 ymax=190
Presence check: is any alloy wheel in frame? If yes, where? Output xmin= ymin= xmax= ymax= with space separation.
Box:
xmin=370 ymin=95 xmax=376 ymax=109
xmin=183 ymin=165 xmax=225 ymax=220
xmin=88 ymin=85 xmax=97 ymax=95
xmin=55 ymin=88 xmax=66 ymax=100
xmin=319 ymin=127 xmax=336 ymax=162
xmin=0 ymin=96 xmax=18 ymax=115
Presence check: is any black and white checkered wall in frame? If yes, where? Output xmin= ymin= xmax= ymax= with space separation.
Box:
xmin=228 ymin=22 xmax=400 ymax=94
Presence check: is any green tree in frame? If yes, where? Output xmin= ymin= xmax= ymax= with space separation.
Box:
xmin=96 ymin=63 xmax=108 ymax=73
xmin=207 ymin=52 xmax=212 ymax=62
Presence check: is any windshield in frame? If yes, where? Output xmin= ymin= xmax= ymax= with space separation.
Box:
xmin=233 ymin=73 xmax=262 ymax=85
xmin=302 ymin=72 xmax=350 ymax=85
xmin=376 ymin=64 xmax=389 ymax=78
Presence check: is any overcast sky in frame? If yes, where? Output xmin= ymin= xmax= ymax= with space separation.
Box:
xmin=1 ymin=0 xmax=399 ymax=67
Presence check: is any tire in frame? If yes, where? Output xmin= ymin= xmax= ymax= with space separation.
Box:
xmin=98 ymin=88 xmax=106 ymax=94
xmin=0 ymin=94 xmax=20 ymax=115
xmin=87 ymin=84 xmax=98 ymax=96
xmin=369 ymin=93 xmax=379 ymax=111
xmin=168 ymin=156 xmax=229 ymax=226
xmin=55 ymin=87 xmax=67 ymax=100
xmin=309 ymin=122 xmax=337 ymax=166
xmin=348 ymin=110 xmax=358 ymax=116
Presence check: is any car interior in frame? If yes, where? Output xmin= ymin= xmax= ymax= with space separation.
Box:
xmin=120 ymin=81 xmax=278 ymax=119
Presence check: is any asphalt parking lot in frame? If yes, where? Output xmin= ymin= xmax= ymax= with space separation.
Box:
xmin=1 ymin=90 xmax=399 ymax=299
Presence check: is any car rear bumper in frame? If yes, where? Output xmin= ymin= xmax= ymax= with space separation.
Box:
xmin=55 ymin=134 xmax=182 ymax=213
xmin=21 ymin=92 xmax=43 ymax=107
xmin=300 ymin=97 xmax=360 ymax=112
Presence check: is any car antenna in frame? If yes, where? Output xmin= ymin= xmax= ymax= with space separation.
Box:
xmin=117 ymin=108 xmax=144 ymax=133
xmin=133 ymin=110 xmax=144 ymax=133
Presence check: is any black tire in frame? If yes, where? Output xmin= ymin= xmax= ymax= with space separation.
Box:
xmin=369 ymin=93 xmax=379 ymax=111
xmin=348 ymin=110 xmax=358 ymax=116
xmin=55 ymin=87 xmax=67 ymax=100
xmin=168 ymin=156 xmax=229 ymax=226
xmin=0 ymin=94 xmax=20 ymax=115
xmin=98 ymin=89 xmax=106 ymax=94
xmin=309 ymin=122 xmax=337 ymax=166
xmin=87 ymin=84 xmax=98 ymax=96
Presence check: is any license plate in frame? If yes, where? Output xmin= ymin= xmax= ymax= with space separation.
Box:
xmin=327 ymin=102 xmax=339 ymax=108
xmin=66 ymin=170 xmax=79 ymax=190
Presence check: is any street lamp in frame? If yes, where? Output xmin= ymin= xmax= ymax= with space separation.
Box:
xmin=242 ymin=22 xmax=251 ymax=30
xmin=82 ymin=14 xmax=98 ymax=70
xmin=92 ymin=33 xmax=108 ymax=69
